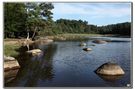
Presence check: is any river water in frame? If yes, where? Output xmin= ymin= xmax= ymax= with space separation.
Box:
xmin=5 ymin=37 xmax=132 ymax=87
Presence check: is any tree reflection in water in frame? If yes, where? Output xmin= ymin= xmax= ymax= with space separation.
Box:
xmin=5 ymin=43 xmax=57 ymax=87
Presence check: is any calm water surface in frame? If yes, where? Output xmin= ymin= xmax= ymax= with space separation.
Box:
xmin=5 ymin=37 xmax=132 ymax=87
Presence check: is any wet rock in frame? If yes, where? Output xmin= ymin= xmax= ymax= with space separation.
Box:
xmin=95 ymin=62 xmax=125 ymax=75
xmin=4 ymin=56 xmax=20 ymax=83
xmin=83 ymin=48 xmax=92 ymax=51
xmin=92 ymin=40 xmax=107 ymax=44
xmin=27 ymin=49 xmax=42 ymax=56
xmin=80 ymin=42 xmax=86 ymax=46
xmin=4 ymin=69 xmax=19 ymax=83
xmin=4 ymin=56 xmax=20 ymax=71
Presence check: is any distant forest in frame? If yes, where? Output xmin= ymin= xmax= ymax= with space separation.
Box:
xmin=4 ymin=3 xmax=131 ymax=38
xmin=55 ymin=19 xmax=131 ymax=35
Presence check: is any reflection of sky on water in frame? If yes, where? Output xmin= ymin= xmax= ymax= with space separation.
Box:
xmin=5 ymin=37 xmax=131 ymax=87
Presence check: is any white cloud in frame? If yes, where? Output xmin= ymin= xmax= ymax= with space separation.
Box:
xmin=52 ymin=3 xmax=131 ymax=19
xmin=52 ymin=3 xmax=89 ymax=15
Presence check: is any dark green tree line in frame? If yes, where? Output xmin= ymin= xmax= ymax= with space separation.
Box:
xmin=54 ymin=19 xmax=130 ymax=36
xmin=98 ymin=22 xmax=131 ymax=35
xmin=55 ymin=19 xmax=98 ymax=34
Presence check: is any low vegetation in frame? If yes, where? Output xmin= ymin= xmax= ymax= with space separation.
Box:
xmin=47 ymin=34 xmax=102 ymax=41
xmin=4 ymin=42 xmax=20 ymax=57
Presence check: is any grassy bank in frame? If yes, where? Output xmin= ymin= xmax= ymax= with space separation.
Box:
xmin=3 ymin=33 xmax=116 ymax=57
xmin=4 ymin=40 xmax=21 ymax=57
xmin=47 ymin=34 xmax=103 ymax=41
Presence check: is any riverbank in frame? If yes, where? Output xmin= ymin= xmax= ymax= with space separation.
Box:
xmin=46 ymin=34 xmax=131 ymax=41
xmin=46 ymin=34 xmax=104 ymax=41
xmin=4 ymin=34 xmax=130 ymax=57
xmin=4 ymin=38 xmax=52 ymax=57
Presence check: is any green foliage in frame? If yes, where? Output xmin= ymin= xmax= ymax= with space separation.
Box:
xmin=25 ymin=3 xmax=54 ymax=39
xmin=55 ymin=19 xmax=98 ymax=34
xmin=4 ymin=2 xmax=54 ymax=39
xmin=4 ymin=3 xmax=27 ymax=38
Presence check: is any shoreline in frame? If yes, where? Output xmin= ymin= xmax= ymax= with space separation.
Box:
xmin=4 ymin=34 xmax=131 ymax=57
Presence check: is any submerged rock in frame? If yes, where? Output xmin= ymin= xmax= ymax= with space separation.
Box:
xmin=95 ymin=62 xmax=125 ymax=75
xmin=97 ymin=74 xmax=123 ymax=81
xmin=92 ymin=40 xmax=107 ymax=44
xmin=27 ymin=49 xmax=42 ymax=56
xmin=80 ymin=42 xmax=86 ymax=46
xmin=89 ymin=44 xmax=96 ymax=46
xmin=83 ymin=48 xmax=92 ymax=51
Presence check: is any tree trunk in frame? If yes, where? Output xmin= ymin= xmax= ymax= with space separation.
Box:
xmin=27 ymin=31 xmax=29 ymax=40
xmin=31 ymin=27 xmax=37 ymax=40
xmin=24 ymin=31 xmax=30 ymax=48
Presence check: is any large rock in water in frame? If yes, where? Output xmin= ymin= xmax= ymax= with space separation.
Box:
xmin=27 ymin=49 xmax=42 ymax=56
xmin=92 ymin=40 xmax=107 ymax=44
xmin=4 ymin=56 xmax=20 ymax=71
xmin=95 ymin=62 xmax=125 ymax=75
xmin=4 ymin=56 xmax=20 ymax=83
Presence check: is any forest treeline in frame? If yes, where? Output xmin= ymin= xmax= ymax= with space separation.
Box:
xmin=55 ymin=19 xmax=131 ymax=36
xmin=4 ymin=3 xmax=131 ymax=39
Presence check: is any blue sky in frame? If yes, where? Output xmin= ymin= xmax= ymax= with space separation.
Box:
xmin=52 ymin=3 xmax=131 ymax=26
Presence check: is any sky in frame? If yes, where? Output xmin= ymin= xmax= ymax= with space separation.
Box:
xmin=52 ymin=3 xmax=131 ymax=26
